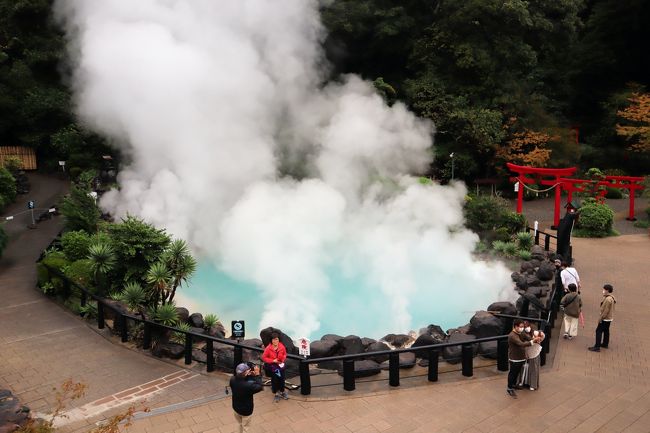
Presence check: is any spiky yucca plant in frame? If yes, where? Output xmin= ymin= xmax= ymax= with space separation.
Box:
xmin=203 ymin=313 xmax=219 ymax=329
xmin=152 ymin=303 xmax=179 ymax=327
xmin=171 ymin=322 xmax=191 ymax=344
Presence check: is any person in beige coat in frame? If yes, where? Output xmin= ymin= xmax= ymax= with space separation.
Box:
xmin=589 ymin=284 xmax=616 ymax=352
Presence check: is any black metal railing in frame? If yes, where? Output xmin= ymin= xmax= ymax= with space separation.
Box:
xmin=39 ymin=253 xmax=561 ymax=397
xmin=526 ymin=226 xmax=558 ymax=252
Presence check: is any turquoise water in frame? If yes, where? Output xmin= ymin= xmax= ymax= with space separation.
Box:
xmin=176 ymin=260 xmax=476 ymax=341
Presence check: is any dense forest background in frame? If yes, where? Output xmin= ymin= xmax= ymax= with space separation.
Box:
xmin=1 ymin=0 xmax=648 ymax=185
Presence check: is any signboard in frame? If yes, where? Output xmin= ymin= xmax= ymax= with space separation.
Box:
xmin=514 ymin=181 xmax=520 ymax=192
xmin=27 ymin=200 xmax=34 ymax=209
xmin=231 ymin=320 xmax=245 ymax=339
xmin=297 ymin=337 xmax=310 ymax=356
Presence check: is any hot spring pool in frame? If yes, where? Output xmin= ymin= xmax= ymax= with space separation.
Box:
xmin=175 ymin=259 xmax=497 ymax=341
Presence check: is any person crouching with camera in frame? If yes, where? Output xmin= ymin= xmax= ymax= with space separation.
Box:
xmin=230 ymin=362 xmax=263 ymax=433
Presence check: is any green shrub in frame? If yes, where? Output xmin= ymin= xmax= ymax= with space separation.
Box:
xmin=41 ymin=251 xmax=70 ymax=274
xmin=61 ymin=230 xmax=92 ymax=261
xmin=633 ymin=220 xmax=650 ymax=228
xmin=518 ymin=250 xmax=532 ymax=261
xmin=152 ymin=303 xmax=179 ymax=326
xmin=576 ymin=200 xmax=615 ymax=237
xmin=0 ymin=224 xmax=8 ymax=258
xmin=68 ymin=166 xmax=82 ymax=180
xmin=605 ymin=187 xmax=623 ymax=199
xmin=120 ymin=282 xmax=147 ymax=311
xmin=493 ymin=227 xmax=511 ymax=242
xmin=80 ymin=301 xmax=98 ymax=319
xmin=503 ymin=242 xmax=518 ymax=257
xmin=203 ymin=313 xmax=219 ymax=328
xmin=645 ymin=206 xmax=650 ymax=220
xmin=0 ymin=167 xmax=16 ymax=203
xmin=464 ymin=196 xmax=509 ymax=232
xmin=171 ymin=322 xmax=191 ymax=344
xmin=491 ymin=240 xmax=507 ymax=253
xmin=36 ymin=263 xmax=50 ymax=287
xmin=63 ymin=259 xmax=94 ymax=288
xmin=0 ymin=194 xmax=7 ymax=213
xmin=474 ymin=241 xmax=489 ymax=254
xmin=515 ymin=232 xmax=533 ymax=250
xmin=500 ymin=212 xmax=527 ymax=235
xmin=41 ymin=281 xmax=56 ymax=296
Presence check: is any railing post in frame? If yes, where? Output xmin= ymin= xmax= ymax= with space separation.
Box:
xmin=97 ymin=302 xmax=105 ymax=329
xmin=143 ymin=322 xmax=152 ymax=350
xmin=206 ymin=340 xmax=214 ymax=372
xmin=299 ymin=359 xmax=311 ymax=396
xmin=461 ymin=344 xmax=473 ymax=377
xmin=234 ymin=346 xmax=243 ymax=368
xmin=389 ymin=352 xmax=400 ymax=387
xmin=184 ymin=333 xmax=193 ymax=365
xmin=520 ymin=298 xmax=530 ymax=317
xmin=80 ymin=291 xmax=87 ymax=309
xmin=497 ymin=339 xmax=508 ymax=371
xmin=343 ymin=359 xmax=355 ymax=391
xmin=119 ymin=314 xmax=128 ymax=342
xmin=545 ymin=234 xmax=550 ymax=251
xmin=543 ymin=322 xmax=552 ymax=355
xmin=535 ymin=230 xmax=540 ymax=246
xmin=427 ymin=349 xmax=439 ymax=382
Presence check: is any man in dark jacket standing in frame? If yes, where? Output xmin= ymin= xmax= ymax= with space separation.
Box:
xmin=230 ymin=363 xmax=263 ymax=432
xmin=507 ymin=319 xmax=540 ymax=398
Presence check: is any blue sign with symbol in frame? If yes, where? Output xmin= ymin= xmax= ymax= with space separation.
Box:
xmin=28 ymin=200 xmax=34 ymax=209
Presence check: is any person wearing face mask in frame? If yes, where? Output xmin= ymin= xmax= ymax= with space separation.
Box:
xmin=517 ymin=322 xmax=545 ymax=391
xmin=560 ymin=283 xmax=582 ymax=339
xmin=507 ymin=319 xmax=541 ymax=398
xmin=589 ymin=284 xmax=616 ymax=352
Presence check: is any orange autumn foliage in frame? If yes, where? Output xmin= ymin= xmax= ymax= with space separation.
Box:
xmin=616 ymin=92 xmax=650 ymax=153
xmin=496 ymin=129 xmax=554 ymax=167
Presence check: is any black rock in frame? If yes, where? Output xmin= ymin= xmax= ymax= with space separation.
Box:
xmin=520 ymin=261 xmax=534 ymax=273
xmin=487 ymin=301 xmax=518 ymax=316
xmin=364 ymin=341 xmax=391 ymax=363
xmin=192 ymin=349 xmax=207 ymax=363
xmin=529 ymin=258 xmax=542 ymax=269
xmin=526 ymin=275 xmax=542 ymax=287
xmin=340 ymin=335 xmax=364 ymax=355
xmin=336 ymin=360 xmax=381 ymax=378
xmin=536 ymin=261 xmax=555 ymax=281
xmin=447 ymin=324 xmax=471 ymax=335
xmin=442 ymin=333 xmax=477 ymax=364
xmin=531 ymin=245 xmax=546 ymax=261
xmin=317 ymin=360 xmax=342 ymax=371
xmin=411 ymin=334 xmax=444 ymax=359
xmin=398 ymin=352 xmax=416 ymax=368
xmin=381 ymin=333 xmax=411 ymax=348
xmin=188 ymin=313 xmax=204 ymax=328
xmin=175 ymin=307 xmax=190 ymax=323
xmin=0 ymin=389 xmax=29 ymax=433
xmin=153 ymin=343 xmax=185 ymax=359
xmin=207 ymin=324 xmax=225 ymax=339
xmin=360 ymin=337 xmax=376 ymax=348
xmin=310 ymin=340 xmax=339 ymax=358
xmin=478 ymin=341 xmax=498 ymax=359
xmin=419 ymin=324 xmax=447 ymax=341
xmin=526 ymin=286 xmax=545 ymax=298
xmin=468 ymin=311 xmax=504 ymax=338
xmin=260 ymin=327 xmax=297 ymax=354
xmin=320 ymin=334 xmax=344 ymax=344
xmin=215 ymin=346 xmax=235 ymax=372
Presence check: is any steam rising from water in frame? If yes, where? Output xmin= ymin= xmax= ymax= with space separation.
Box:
xmin=56 ymin=0 xmax=513 ymax=338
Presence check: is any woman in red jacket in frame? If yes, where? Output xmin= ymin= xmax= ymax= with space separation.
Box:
xmin=262 ymin=332 xmax=288 ymax=402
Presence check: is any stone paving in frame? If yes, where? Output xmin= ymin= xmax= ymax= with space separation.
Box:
xmin=1 ymin=174 xmax=649 ymax=432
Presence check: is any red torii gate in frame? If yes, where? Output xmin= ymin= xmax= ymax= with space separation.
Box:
xmin=507 ymin=163 xmax=644 ymax=227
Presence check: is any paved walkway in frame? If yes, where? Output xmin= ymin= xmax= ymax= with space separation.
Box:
xmin=1 ymin=174 xmax=649 ymax=432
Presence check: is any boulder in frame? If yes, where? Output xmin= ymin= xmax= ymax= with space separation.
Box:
xmin=175 ymin=307 xmax=190 ymax=324
xmin=381 ymin=334 xmax=412 ymax=348
xmin=487 ymin=302 xmax=517 ymax=316
xmin=320 ymin=334 xmax=344 ymax=344
xmin=207 ymin=324 xmax=225 ymax=339
xmin=478 ymin=341 xmax=498 ymax=359
xmin=215 ymin=346 xmax=235 ymax=372
xmin=153 ymin=343 xmax=185 ymax=359
xmin=360 ymin=337 xmax=376 ymax=349
xmin=411 ymin=334 xmax=444 ymax=359
xmin=192 ymin=349 xmax=207 ymax=363
xmin=526 ymin=286 xmax=544 ymax=298
xmin=526 ymin=275 xmax=542 ymax=287
xmin=189 ymin=327 xmax=205 ymax=341
xmin=531 ymin=245 xmax=545 ymax=261
xmin=442 ymin=333 xmax=477 ymax=364
xmin=447 ymin=324 xmax=470 ymax=335
xmin=317 ymin=360 xmax=342 ymax=371
xmin=364 ymin=342 xmax=391 ymax=363
xmin=188 ymin=313 xmax=204 ymax=328
xmin=310 ymin=340 xmax=339 ymax=358
xmin=536 ymin=261 xmax=555 ymax=281
xmin=260 ymin=327 xmax=297 ymax=354
xmin=340 ymin=335 xmax=364 ymax=355
xmin=0 ymin=390 xmax=29 ymax=433
xmin=241 ymin=339 xmax=263 ymax=363
xmin=337 ymin=360 xmax=381 ymax=378
xmin=529 ymin=259 xmax=542 ymax=269
xmin=468 ymin=311 xmax=504 ymax=338
xmin=419 ymin=324 xmax=447 ymax=341
xmin=520 ymin=261 xmax=534 ymax=273
xmin=399 ymin=352 xmax=416 ymax=368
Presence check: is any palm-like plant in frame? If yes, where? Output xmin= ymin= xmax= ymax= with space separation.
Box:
xmin=161 ymin=239 xmax=197 ymax=304
xmin=88 ymin=241 xmax=116 ymax=294
xmin=121 ymin=282 xmax=147 ymax=312
xmin=203 ymin=313 xmax=219 ymax=329
xmin=171 ymin=322 xmax=191 ymax=344
xmin=152 ymin=303 xmax=179 ymax=327
xmin=146 ymin=261 xmax=172 ymax=305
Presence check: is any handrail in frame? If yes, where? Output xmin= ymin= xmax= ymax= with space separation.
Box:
xmin=38 ymin=253 xmax=561 ymax=396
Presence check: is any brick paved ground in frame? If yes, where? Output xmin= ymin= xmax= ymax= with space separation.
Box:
xmin=1 ymin=174 xmax=649 ymax=432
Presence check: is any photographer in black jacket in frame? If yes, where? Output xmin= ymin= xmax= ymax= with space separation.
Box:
xmin=230 ymin=362 xmax=263 ymax=432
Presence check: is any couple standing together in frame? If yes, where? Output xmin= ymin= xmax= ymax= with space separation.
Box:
xmin=506 ymin=319 xmax=544 ymax=398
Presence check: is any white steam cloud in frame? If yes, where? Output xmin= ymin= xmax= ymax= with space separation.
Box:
xmin=56 ymin=0 xmax=513 ymax=338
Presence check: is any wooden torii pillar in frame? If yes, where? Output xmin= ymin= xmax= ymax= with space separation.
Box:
xmin=506 ymin=163 xmax=578 ymax=227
